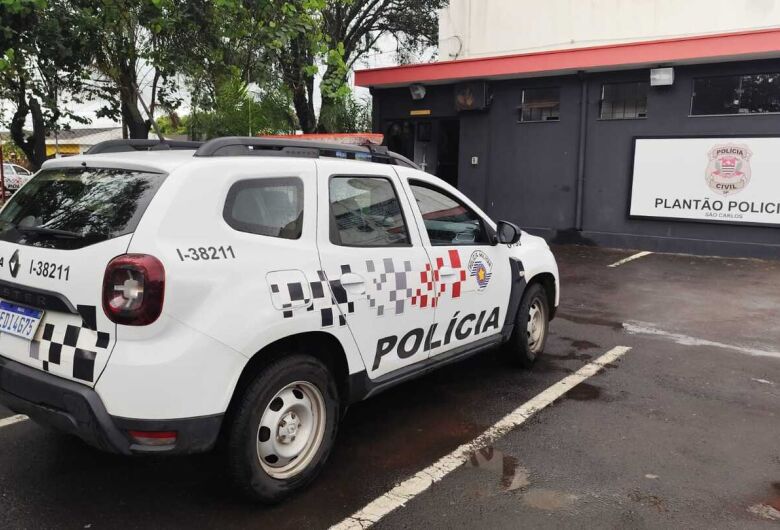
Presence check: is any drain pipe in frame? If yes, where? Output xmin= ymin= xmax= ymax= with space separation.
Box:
xmin=575 ymin=71 xmax=588 ymax=231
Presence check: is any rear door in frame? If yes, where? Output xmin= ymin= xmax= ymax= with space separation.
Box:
xmin=0 ymin=165 xmax=167 ymax=386
xmin=316 ymin=161 xmax=435 ymax=378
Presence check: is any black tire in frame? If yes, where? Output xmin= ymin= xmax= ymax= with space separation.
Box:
xmin=504 ymin=283 xmax=550 ymax=368
xmin=226 ymin=354 xmax=340 ymax=503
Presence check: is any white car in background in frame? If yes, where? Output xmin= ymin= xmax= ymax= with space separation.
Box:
xmin=1 ymin=163 xmax=34 ymax=194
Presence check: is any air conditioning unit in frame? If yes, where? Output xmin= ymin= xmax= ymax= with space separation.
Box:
xmin=455 ymin=81 xmax=491 ymax=112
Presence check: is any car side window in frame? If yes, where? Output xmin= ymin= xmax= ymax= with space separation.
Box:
xmin=223 ymin=177 xmax=303 ymax=239
xmin=409 ymin=180 xmax=490 ymax=246
xmin=329 ymin=176 xmax=410 ymax=247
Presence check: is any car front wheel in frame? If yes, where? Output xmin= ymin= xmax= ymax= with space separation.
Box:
xmin=504 ymin=283 xmax=550 ymax=368
xmin=226 ymin=354 xmax=340 ymax=503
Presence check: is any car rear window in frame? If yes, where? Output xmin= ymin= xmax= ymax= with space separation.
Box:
xmin=0 ymin=167 xmax=166 ymax=250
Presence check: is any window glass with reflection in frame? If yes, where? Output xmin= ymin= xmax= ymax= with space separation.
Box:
xmin=329 ymin=176 xmax=410 ymax=247
xmin=692 ymin=73 xmax=780 ymax=115
xmin=0 ymin=168 xmax=165 ymax=249
xmin=409 ymin=181 xmax=489 ymax=245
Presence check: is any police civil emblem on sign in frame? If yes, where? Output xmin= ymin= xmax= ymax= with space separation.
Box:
xmin=706 ymin=144 xmax=752 ymax=196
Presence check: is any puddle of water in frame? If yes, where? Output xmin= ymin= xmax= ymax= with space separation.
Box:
xmin=557 ymin=312 xmax=624 ymax=331
xmin=534 ymin=358 xmax=575 ymax=375
xmin=558 ymin=351 xmax=594 ymax=361
xmin=522 ymin=488 xmax=578 ymax=510
xmin=768 ymin=482 xmax=780 ymax=511
xmin=570 ymin=339 xmax=600 ymax=350
xmin=563 ymin=382 xmax=602 ymax=401
xmin=468 ymin=447 xmax=529 ymax=492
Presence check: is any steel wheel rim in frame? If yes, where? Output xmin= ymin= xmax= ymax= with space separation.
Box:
xmin=256 ymin=381 xmax=326 ymax=480
xmin=527 ymin=299 xmax=546 ymax=354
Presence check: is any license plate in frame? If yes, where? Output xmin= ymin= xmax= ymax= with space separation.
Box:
xmin=0 ymin=300 xmax=44 ymax=341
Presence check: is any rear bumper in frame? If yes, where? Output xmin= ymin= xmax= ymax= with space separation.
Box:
xmin=0 ymin=356 xmax=222 ymax=455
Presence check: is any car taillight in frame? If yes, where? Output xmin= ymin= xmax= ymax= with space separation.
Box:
xmin=128 ymin=430 xmax=177 ymax=446
xmin=102 ymin=254 xmax=165 ymax=325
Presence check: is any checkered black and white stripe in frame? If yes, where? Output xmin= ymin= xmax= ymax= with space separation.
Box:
xmin=270 ymin=254 xmax=460 ymax=329
xmin=27 ymin=305 xmax=111 ymax=383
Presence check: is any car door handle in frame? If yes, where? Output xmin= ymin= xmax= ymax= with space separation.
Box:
xmin=439 ymin=267 xmax=458 ymax=278
xmin=340 ymin=273 xmax=366 ymax=294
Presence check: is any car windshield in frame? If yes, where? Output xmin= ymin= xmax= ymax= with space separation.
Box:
xmin=0 ymin=167 xmax=167 ymax=250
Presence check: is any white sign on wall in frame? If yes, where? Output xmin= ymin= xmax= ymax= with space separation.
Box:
xmin=630 ymin=137 xmax=780 ymax=226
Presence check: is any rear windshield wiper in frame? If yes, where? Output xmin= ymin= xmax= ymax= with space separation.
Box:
xmin=15 ymin=226 xmax=84 ymax=239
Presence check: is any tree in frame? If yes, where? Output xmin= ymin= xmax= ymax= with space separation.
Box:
xmin=0 ymin=0 xmax=94 ymax=169
xmin=73 ymin=0 xmax=193 ymax=139
xmin=277 ymin=0 xmax=445 ymax=133
xmin=180 ymin=0 xmax=323 ymax=138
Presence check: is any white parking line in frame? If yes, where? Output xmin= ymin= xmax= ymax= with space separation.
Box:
xmin=623 ymin=321 xmax=780 ymax=360
xmin=608 ymin=251 xmax=653 ymax=268
xmin=0 ymin=414 xmax=28 ymax=429
xmin=331 ymin=345 xmax=632 ymax=530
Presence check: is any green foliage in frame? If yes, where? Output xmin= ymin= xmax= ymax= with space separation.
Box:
xmin=1 ymin=138 xmax=27 ymax=162
xmin=317 ymin=93 xmax=371 ymax=133
xmin=0 ymin=0 xmax=442 ymax=153
xmin=195 ymin=77 xmax=297 ymax=138
xmin=0 ymin=0 xmax=97 ymax=168
xmin=280 ymin=0 xmax=445 ymax=132
xmin=0 ymin=0 xmax=46 ymax=68
xmin=160 ymin=76 xmax=297 ymax=139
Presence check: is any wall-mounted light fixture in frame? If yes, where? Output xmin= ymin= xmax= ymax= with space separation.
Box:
xmin=650 ymin=67 xmax=674 ymax=86
xmin=410 ymin=84 xmax=427 ymax=101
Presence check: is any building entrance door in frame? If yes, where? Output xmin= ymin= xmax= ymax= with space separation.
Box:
xmin=436 ymin=119 xmax=460 ymax=188
xmin=383 ymin=119 xmax=461 ymax=188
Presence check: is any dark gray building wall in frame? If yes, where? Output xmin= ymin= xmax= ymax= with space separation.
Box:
xmin=581 ymin=60 xmax=780 ymax=257
xmin=371 ymin=58 xmax=780 ymax=258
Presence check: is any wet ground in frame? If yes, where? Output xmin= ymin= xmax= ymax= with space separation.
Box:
xmin=1 ymin=245 xmax=779 ymax=529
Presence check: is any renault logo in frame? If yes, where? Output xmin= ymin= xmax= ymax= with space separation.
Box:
xmin=9 ymin=250 xmax=19 ymax=278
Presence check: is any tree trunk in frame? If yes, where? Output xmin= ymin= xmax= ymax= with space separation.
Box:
xmin=291 ymin=82 xmax=316 ymax=133
xmin=9 ymin=92 xmax=47 ymax=171
xmin=118 ymin=69 xmax=151 ymax=139
xmin=317 ymin=64 xmax=348 ymax=133
xmin=317 ymin=95 xmax=339 ymax=133
xmin=28 ymin=97 xmax=47 ymax=167
xmin=279 ymin=36 xmax=318 ymax=134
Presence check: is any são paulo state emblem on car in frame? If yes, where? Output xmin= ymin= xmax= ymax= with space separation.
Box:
xmin=468 ymin=250 xmax=493 ymax=291
xmin=705 ymin=144 xmax=752 ymax=196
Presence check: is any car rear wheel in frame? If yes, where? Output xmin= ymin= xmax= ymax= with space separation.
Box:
xmin=227 ymin=354 xmax=339 ymax=503
xmin=504 ymin=283 xmax=550 ymax=368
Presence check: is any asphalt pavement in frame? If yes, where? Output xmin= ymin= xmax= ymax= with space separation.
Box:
xmin=1 ymin=245 xmax=778 ymax=529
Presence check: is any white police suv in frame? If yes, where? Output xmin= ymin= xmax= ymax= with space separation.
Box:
xmin=0 ymin=137 xmax=559 ymax=502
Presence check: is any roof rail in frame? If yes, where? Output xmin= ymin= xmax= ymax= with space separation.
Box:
xmin=85 ymin=139 xmax=203 ymax=155
xmin=194 ymin=137 xmax=420 ymax=169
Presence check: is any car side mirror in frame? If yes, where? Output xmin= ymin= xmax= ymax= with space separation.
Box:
xmin=496 ymin=220 xmax=522 ymax=245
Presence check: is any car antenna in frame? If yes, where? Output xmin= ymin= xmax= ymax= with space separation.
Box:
xmin=132 ymin=81 xmax=165 ymax=143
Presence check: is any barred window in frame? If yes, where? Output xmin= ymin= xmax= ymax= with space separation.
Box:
xmin=519 ymin=88 xmax=560 ymax=122
xmin=600 ymin=82 xmax=648 ymax=119
xmin=691 ymin=73 xmax=780 ymax=115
